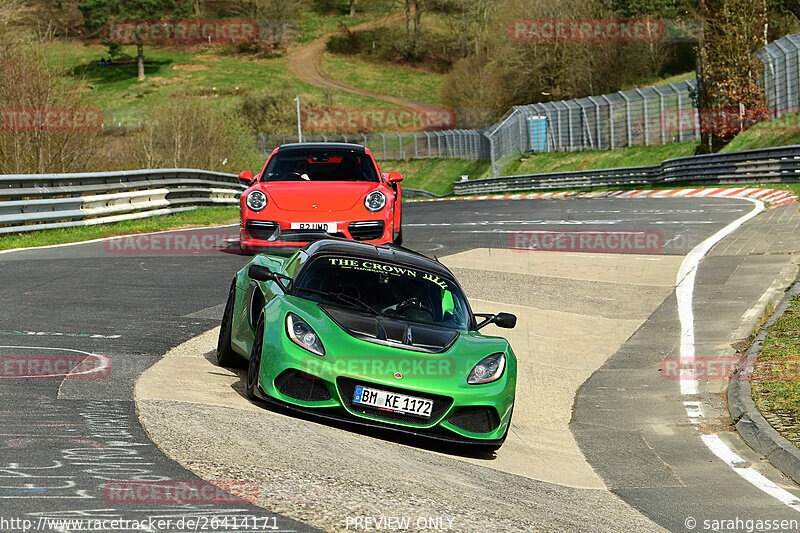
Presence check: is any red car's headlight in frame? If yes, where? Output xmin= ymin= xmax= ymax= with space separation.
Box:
xmin=246 ymin=190 xmax=267 ymax=211
xmin=365 ymin=191 xmax=386 ymax=212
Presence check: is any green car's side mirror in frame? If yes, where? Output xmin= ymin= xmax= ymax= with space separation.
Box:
xmin=248 ymin=264 xmax=274 ymax=282
xmin=249 ymin=264 xmax=292 ymax=292
xmin=474 ymin=312 xmax=517 ymax=330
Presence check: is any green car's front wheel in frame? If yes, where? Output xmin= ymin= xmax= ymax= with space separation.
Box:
xmin=247 ymin=313 xmax=265 ymax=400
xmin=217 ymin=281 xmax=244 ymax=368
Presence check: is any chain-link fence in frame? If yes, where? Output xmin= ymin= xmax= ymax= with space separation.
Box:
xmin=756 ymin=33 xmax=800 ymax=118
xmin=257 ymin=32 xmax=800 ymax=177
xmin=255 ymin=130 xmax=489 ymax=162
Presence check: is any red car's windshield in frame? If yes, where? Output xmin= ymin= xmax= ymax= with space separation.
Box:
xmin=261 ymin=149 xmax=379 ymax=183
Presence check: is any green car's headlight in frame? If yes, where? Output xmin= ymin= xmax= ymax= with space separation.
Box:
xmin=286 ymin=313 xmax=325 ymax=356
xmin=467 ymin=353 xmax=505 ymax=384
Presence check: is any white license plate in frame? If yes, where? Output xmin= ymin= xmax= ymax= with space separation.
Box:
xmin=290 ymin=222 xmax=336 ymax=232
xmin=353 ymin=385 xmax=433 ymax=418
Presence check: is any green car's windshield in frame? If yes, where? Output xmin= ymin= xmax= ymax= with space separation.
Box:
xmin=293 ymin=256 xmax=471 ymax=330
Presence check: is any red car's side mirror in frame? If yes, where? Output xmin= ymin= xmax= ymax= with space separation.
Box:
xmin=386 ymin=171 xmax=403 ymax=183
xmin=239 ymin=170 xmax=254 ymax=184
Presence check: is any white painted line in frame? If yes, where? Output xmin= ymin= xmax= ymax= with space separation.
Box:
xmin=701 ymin=434 xmax=749 ymax=467
xmin=0 ymin=345 xmax=110 ymax=379
xmin=675 ymin=197 xmax=764 ymax=396
xmin=702 ymin=434 xmax=800 ymax=510
xmin=684 ymin=401 xmax=705 ymax=424
xmin=674 ymin=199 xmax=800 ymax=511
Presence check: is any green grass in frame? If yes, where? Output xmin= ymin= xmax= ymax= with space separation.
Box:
xmin=507 ymin=142 xmax=699 ymax=175
xmin=381 ymin=159 xmax=491 ymax=196
xmin=320 ymin=52 xmax=445 ymax=107
xmin=722 ymin=112 xmax=800 ymax=153
xmin=297 ymin=0 xmax=396 ymax=44
xmin=621 ymin=71 xmax=696 ymax=91
xmin=45 ymin=40 xmax=393 ymax=128
xmin=0 ymin=207 xmax=238 ymax=251
xmin=752 ymin=293 xmax=800 ymax=448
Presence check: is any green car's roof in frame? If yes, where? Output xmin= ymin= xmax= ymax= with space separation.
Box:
xmin=301 ymin=239 xmax=455 ymax=279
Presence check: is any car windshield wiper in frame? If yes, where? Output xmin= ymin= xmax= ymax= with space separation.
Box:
xmin=295 ymin=287 xmax=380 ymax=316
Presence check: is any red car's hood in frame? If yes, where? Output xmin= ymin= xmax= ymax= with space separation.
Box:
xmin=264 ymin=182 xmax=378 ymax=212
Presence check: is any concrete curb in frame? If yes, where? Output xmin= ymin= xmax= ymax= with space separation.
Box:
xmin=728 ymin=276 xmax=800 ymax=484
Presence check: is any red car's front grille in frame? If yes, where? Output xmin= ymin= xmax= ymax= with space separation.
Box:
xmin=348 ymin=221 xmax=384 ymax=241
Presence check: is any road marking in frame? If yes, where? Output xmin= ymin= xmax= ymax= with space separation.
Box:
xmin=675 ymin=198 xmax=764 ymax=396
xmin=0 ymin=346 xmax=111 ymax=379
xmin=701 ymin=434 xmax=800 ymax=510
xmin=683 ymin=401 xmax=705 ymax=424
xmin=674 ymin=198 xmax=800 ymax=511
xmin=0 ymin=330 xmax=121 ymax=339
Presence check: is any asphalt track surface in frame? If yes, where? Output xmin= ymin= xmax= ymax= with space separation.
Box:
xmin=0 ymin=197 xmax=797 ymax=532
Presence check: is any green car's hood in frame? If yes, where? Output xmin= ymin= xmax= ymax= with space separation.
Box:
xmin=281 ymin=295 xmax=512 ymax=385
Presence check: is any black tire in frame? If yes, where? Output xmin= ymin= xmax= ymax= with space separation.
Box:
xmin=216 ymin=281 xmax=244 ymax=368
xmin=393 ymin=226 xmax=403 ymax=246
xmin=246 ymin=313 xmax=265 ymax=400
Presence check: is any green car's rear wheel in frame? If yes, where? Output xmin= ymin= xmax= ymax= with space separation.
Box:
xmin=216 ymin=281 xmax=244 ymax=368
xmin=246 ymin=313 xmax=265 ymax=400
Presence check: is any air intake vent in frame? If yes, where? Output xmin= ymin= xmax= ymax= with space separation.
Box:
xmin=348 ymin=221 xmax=384 ymax=241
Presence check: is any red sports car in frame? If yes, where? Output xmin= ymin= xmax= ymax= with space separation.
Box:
xmin=238 ymin=143 xmax=404 ymax=249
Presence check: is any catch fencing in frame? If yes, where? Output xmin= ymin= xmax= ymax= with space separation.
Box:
xmin=256 ymin=31 xmax=800 ymax=177
xmin=0 ymin=169 xmax=244 ymax=234
xmin=756 ymin=33 xmax=800 ymax=119
xmin=255 ymin=130 xmax=490 ymax=162
xmin=256 ymin=79 xmax=702 ymax=176
xmin=453 ymin=144 xmax=800 ymax=194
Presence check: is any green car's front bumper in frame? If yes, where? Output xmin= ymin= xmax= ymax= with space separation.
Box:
xmin=249 ymin=297 xmax=516 ymax=447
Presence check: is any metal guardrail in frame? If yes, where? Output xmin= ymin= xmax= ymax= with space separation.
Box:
xmin=0 ymin=169 xmax=244 ymax=234
xmin=453 ymin=145 xmax=800 ymax=195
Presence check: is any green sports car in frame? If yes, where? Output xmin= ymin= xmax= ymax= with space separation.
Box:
xmin=216 ymin=239 xmax=517 ymax=450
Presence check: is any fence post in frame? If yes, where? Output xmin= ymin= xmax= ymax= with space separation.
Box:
xmin=380 ymin=133 xmax=387 ymax=160
xmin=601 ymin=95 xmax=614 ymax=149
xmin=634 ymin=88 xmax=649 ymax=146
xmin=671 ymin=84 xmax=683 ymax=142
xmin=396 ymin=132 xmax=405 ymax=160
xmin=619 ymin=91 xmax=632 ymax=147
xmin=587 ymin=96 xmax=602 ymax=149
xmin=564 ymin=102 xmax=574 ymax=151
xmin=488 ymin=133 xmax=497 ymax=177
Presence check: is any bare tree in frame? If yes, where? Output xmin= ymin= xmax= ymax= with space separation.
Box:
xmin=398 ymin=0 xmax=426 ymax=59
xmin=695 ymin=0 xmax=769 ymax=153
xmin=236 ymin=0 xmax=303 ymax=47
xmin=0 ymin=0 xmax=24 ymax=27
xmin=0 ymin=33 xmax=101 ymax=174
